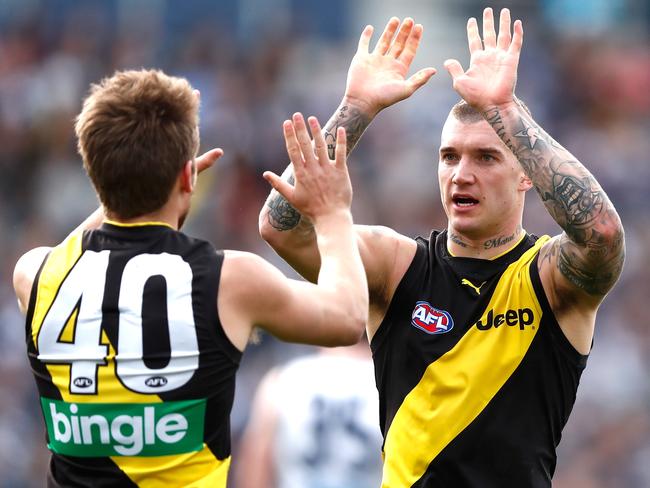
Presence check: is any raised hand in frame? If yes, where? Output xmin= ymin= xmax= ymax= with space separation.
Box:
xmin=444 ymin=8 xmax=523 ymax=111
xmin=263 ymin=113 xmax=350 ymax=222
xmin=344 ymin=18 xmax=437 ymax=116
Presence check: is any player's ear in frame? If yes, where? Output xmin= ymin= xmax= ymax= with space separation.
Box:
xmin=519 ymin=173 xmax=533 ymax=192
xmin=180 ymin=159 xmax=195 ymax=193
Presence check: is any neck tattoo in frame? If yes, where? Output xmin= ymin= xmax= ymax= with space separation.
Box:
xmin=483 ymin=226 xmax=522 ymax=250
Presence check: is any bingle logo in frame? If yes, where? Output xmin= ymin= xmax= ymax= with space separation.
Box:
xmin=411 ymin=301 xmax=454 ymax=335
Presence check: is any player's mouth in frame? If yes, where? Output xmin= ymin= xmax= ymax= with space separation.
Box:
xmin=452 ymin=194 xmax=480 ymax=209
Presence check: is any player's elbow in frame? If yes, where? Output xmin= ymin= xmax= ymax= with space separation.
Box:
xmin=600 ymin=212 xmax=625 ymax=261
xmin=258 ymin=210 xmax=287 ymax=250
xmin=259 ymin=213 xmax=277 ymax=245
xmin=332 ymin=306 xmax=368 ymax=346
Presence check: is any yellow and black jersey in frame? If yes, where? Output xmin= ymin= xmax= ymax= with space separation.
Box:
xmin=26 ymin=222 xmax=242 ymax=487
xmin=371 ymin=230 xmax=588 ymax=488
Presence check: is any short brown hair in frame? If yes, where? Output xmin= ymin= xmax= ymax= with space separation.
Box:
xmin=76 ymin=69 xmax=199 ymax=219
xmin=450 ymin=98 xmax=532 ymax=123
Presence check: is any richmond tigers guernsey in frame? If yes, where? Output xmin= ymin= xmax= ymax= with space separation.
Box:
xmin=25 ymin=222 xmax=242 ymax=487
xmin=371 ymin=230 xmax=588 ymax=488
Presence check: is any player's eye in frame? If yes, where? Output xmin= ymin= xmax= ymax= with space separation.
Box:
xmin=480 ymin=153 xmax=496 ymax=162
xmin=441 ymin=153 xmax=458 ymax=163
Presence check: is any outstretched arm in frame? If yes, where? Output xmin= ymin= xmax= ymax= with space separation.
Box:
xmin=260 ymin=18 xmax=435 ymax=285
xmin=445 ymin=8 xmax=624 ymax=347
xmin=220 ymin=115 xmax=368 ymax=349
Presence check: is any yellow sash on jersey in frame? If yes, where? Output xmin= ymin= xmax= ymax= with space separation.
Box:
xmin=381 ymin=237 xmax=549 ymax=487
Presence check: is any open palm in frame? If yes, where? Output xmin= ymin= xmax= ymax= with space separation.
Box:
xmin=444 ymin=8 xmax=523 ymax=110
xmin=344 ymin=18 xmax=436 ymax=115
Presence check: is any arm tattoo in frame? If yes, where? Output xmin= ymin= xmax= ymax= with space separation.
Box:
xmin=323 ymin=105 xmax=372 ymax=159
xmin=483 ymin=103 xmax=624 ymax=296
xmin=267 ymin=174 xmax=301 ymax=231
xmin=265 ymin=104 xmax=372 ymax=231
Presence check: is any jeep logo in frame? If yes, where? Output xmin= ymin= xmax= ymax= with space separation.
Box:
xmin=73 ymin=377 xmax=93 ymax=388
xmin=145 ymin=376 xmax=168 ymax=387
xmin=475 ymin=308 xmax=534 ymax=330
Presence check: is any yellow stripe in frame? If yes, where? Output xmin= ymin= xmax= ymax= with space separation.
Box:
xmin=112 ymin=450 xmax=230 ymax=487
xmin=104 ymin=219 xmax=174 ymax=229
xmin=32 ymin=232 xmax=84 ymax=346
xmin=381 ymin=236 xmax=549 ymax=487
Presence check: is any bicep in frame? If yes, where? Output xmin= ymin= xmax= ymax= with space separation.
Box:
xmin=537 ymin=235 xmax=619 ymax=354
xmin=13 ymin=247 xmax=51 ymax=315
xmin=538 ymin=233 xmax=623 ymax=309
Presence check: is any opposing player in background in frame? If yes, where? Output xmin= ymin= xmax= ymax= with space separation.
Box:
xmin=259 ymin=9 xmax=624 ymax=487
xmin=12 ymin=69 xmax=368 ymax=487
xmin=236 ymin=340 xmax=383 ymax=488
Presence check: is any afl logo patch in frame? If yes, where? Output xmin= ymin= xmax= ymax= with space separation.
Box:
xmin=145 ymin=376 xmax=168 ymax=388
xmin=411 ymin=301 xmax=454 ymax=335
xmin=73 ymin=377 xmax=93 ymax=388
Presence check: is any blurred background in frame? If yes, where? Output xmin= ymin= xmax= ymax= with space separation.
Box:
xmin=0 ymin=0 xmax=648 ymax=486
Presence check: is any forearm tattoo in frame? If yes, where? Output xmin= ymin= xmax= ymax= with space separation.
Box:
xmin=483 ymin=103 xmax=624 ymax=295
xmin=323 ymin=105 xmax=372 ymax=159
xmin=265 ymin=105 xmax=371 ymax=231
xmin=266 ymin=174 xmax=301 ymax=230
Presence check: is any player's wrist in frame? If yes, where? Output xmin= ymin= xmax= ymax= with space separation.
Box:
xmin=312 ymin=208 xmax=353 ymax=232
xmin=479 ymin=98 xmax=519 ymax=116
xmin=340 ymin=94 xmax=381 ymax=119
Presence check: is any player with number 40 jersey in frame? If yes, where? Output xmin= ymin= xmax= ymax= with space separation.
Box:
xmin=14 ymin=69 xmax=369 ymax=487
xmin=27 ymin=222 xmax=238 ymax=485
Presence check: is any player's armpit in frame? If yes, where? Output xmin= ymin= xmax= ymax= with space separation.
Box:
xmin=355 ymin=225 xmax=418 ymax=339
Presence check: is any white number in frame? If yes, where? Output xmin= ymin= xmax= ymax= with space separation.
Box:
xmin=37 ymin=252 xmax=198 ymax=394
xmin=117 ymin=253 xmax=198 ymax=393
xmin=37 ymin=251 xmax=110 ymax=394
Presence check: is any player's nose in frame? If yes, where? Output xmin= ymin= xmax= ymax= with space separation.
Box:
xmin=451 ymin=158 xmax=476 ymax=185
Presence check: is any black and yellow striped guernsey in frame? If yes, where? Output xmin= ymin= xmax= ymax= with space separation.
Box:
xmin=371 ymin=230 xmax=588 ymax=488
xmin=26 ymin=222 xmax=241 ymax=487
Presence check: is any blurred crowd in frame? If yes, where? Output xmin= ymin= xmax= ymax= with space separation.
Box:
xmin=0 ymin=0 xmax=648 ymax=486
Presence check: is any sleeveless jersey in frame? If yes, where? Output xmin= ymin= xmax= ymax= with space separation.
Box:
xmin=270 ymin=354 xmax=383 ymax=488
xmin=25 ymin=222 xmax=242 ymax=487
xmin=370 ymin=230 xmax=588 ymax=488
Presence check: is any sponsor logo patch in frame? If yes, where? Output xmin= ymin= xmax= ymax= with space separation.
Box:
xmin=411 ymin=301 xmax=454 ymax=335
xmin=474 ymin=307 xmax=535 ymax=331
xmin=40 ymin=398 xmax=206 ymax=457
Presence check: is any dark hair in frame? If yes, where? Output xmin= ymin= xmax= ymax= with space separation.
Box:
xmin=450 ymin=99 xmax=532 ymax=123
xmin=75 ymin=69 xmax=199 ymax=219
